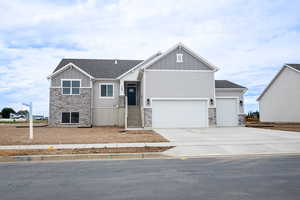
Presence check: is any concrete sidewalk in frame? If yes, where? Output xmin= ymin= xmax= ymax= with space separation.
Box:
xmin=0 ymin=142 xmax=172 ymax=150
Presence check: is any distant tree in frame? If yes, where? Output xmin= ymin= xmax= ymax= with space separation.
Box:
xmin=1 ymin=107 xmax=16 ymax=118
xmin=247 ymin=110 xmax=259 ymax=120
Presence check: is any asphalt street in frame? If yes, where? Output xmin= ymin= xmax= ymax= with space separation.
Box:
xmin=1 ymin=156 xmax=300 ymax=200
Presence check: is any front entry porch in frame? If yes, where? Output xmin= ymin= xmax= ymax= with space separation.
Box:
xmin=124 ymin=82 xmax=142 ymax=128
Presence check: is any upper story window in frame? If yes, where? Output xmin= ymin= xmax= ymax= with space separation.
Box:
xmin=176 ymin=53 xmax=183 ymax=63
xmin=100 ymin=83 xmax=114 ymax=98
xmin=61 ymin=79 xmax=81 ymax=95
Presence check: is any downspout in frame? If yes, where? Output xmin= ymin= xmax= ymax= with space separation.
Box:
xmin=90 ymin=79 xmax=93 ymax=127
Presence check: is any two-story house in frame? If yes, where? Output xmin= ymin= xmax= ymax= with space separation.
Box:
xmin=47 ymin=43 xmax=247 ymax=129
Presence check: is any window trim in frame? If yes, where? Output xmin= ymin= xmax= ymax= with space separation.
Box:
xmin=99 ymin=83 xmax=115 ymax=99
xmin=61 ymin=79 xmax=81 ymax=95
xmin=61 ymin=112 xmax=80 ymax=124
xmin=176 ymin=53 xmax=183 ymax=63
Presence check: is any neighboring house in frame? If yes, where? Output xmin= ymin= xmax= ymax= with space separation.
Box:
xmin=33 ymin=115 xmax=45 ymax=120
xmin=257 ymin=64 xmax=300 ymax=123
xmin=10 ymin=113 xmax=26 ymax=120
xmin=47 ymin=43 xmax=247 ymax=128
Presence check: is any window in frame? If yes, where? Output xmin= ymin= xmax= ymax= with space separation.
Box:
xmin=100 ymin=83 xmax=114 ymax=98
xmin=61 ymin=112 xmax=79 ymax=124
xmin=176 ymin=53 xmax=183 ymax=63
xmin=62 ymin=80 xmax=81 ymax=95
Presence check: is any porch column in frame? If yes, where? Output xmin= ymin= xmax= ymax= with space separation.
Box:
xmin=120 ymin=79 xmax=125 ymax=96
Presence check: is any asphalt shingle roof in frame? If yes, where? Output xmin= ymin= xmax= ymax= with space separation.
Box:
xmin=215 ymin=80 xmax=246 ymax=89
xmin=286 ymin=64 xmax=300 ymax=71
xmin=54 ymin=59 xmax=143 ymax=79
xmin=53 ymin=59 xmax=247 ymax=89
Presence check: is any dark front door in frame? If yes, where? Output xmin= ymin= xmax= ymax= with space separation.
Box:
xmin=127 ymin=87 xmax=136 ymax=105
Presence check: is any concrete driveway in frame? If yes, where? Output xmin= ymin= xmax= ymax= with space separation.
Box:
xmin=155 ymin=127 xmax=300 ymax=157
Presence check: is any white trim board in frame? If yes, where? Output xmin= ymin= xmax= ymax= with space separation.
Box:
xmin=141 ymin=43 xmax=219 ymax=71
xmin=47 ymin=63 xmax=95 ymax=80
xmin=145 ymin=69 xmax=214 ymax=72
xmin=116 ymin=52 xmax=161 ymax=80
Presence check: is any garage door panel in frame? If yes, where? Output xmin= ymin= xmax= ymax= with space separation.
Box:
xmin=152 ymin=100 xmax=208 ymax=128
xmin=216 ymin=98 xmax=238 ymax=126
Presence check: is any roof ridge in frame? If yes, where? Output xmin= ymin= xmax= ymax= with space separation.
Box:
xmin=62 ymin=58 xmax=143 ymax=61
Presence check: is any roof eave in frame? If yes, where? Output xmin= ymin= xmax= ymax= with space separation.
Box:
xmin=47 ymin=62 xmax=95 ymax=80
xmin=257 ymin=65 xmax=288 ymax=101
xmin=142 ymin=43 xmax=219 ymax=71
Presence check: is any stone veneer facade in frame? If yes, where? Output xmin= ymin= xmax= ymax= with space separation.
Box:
xmin=238 ymin=114 xmax=246 ymax=126
xmin=49 ymin=88 xmax=92 ymax=127
xmin=144 ymin=108 xmax=152 ymax=127
xmin=208 ymin=108 xmax=217 ymax=126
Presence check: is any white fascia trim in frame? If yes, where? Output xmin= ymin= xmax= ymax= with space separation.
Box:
xmin=216 ymin=88 xmax=248 ymax=94
xmin=116 ymin=52 xmax=162 ymax=80
xmin=257 ymin=66 xmax=287 ymax=101
xmin=178 ymin=43 xmax=220 ymax=71
xmin=94 ymin=78 xmax=116 ymax=81
xmin=47 ymin=63 xmax=95 ymax=80
xmin=145 ymin=69 xmax=214 ymax=72
xmin=216 ymin=96 xmax=239 ymax=99
xmin=285 ymin=64 xmax=300 ymax=73
xmin=142 ymin=43 xmax=219 ymax=71
xmin=215 ymin=88 xmax=245 ymax=90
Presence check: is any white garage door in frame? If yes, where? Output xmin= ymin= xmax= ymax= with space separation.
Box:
xmin=216 ymin=98 xmax=238 ymax=126
xmin=152 ymin=99 xmax=208 ymax=128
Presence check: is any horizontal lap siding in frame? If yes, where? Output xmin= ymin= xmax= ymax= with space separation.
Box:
xmin=259 ymin=68 xmax=300 ymax=122
xmin=145 ymin=71 xmax=214 ymax=101
xmin=93 ymin=80 xmax=120 ymax=108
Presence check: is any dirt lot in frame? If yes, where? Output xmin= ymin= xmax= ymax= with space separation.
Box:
xmin=0 ymin=147 xmax=173 ymax=156
xmin=246 ymin=122 xmax=300 ymax=132
xmin=0 ymin=126 xmax=168 ymax=145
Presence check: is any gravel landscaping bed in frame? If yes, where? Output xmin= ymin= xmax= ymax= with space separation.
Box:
xmin=246 ymin=122 xmax=300 ymax=132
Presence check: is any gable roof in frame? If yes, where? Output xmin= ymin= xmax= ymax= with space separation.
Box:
xmin=49 ymin=43 xmax=219 ymax=79
xmin=257 ymin=64 xmax=300 ymax=101
xmin=116 ymin=52 xmax=162 ymax=79
xmin=215 ymin=80 xmax=246 ymax=89
xmin=142 ymin=43 xmax=220 ymax=71
xmin=52 ymin=59 xmax=143 ymax=79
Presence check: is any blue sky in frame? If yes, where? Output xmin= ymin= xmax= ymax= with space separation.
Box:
xmin=1 ymin=0 xmax=300 ymax=116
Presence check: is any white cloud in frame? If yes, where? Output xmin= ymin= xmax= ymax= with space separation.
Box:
xmin=0 ymin=0 xmax=300 ymax=114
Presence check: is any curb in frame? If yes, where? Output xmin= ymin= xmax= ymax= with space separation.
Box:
xmin=0 ymin=152 xmax=172 ymax=163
